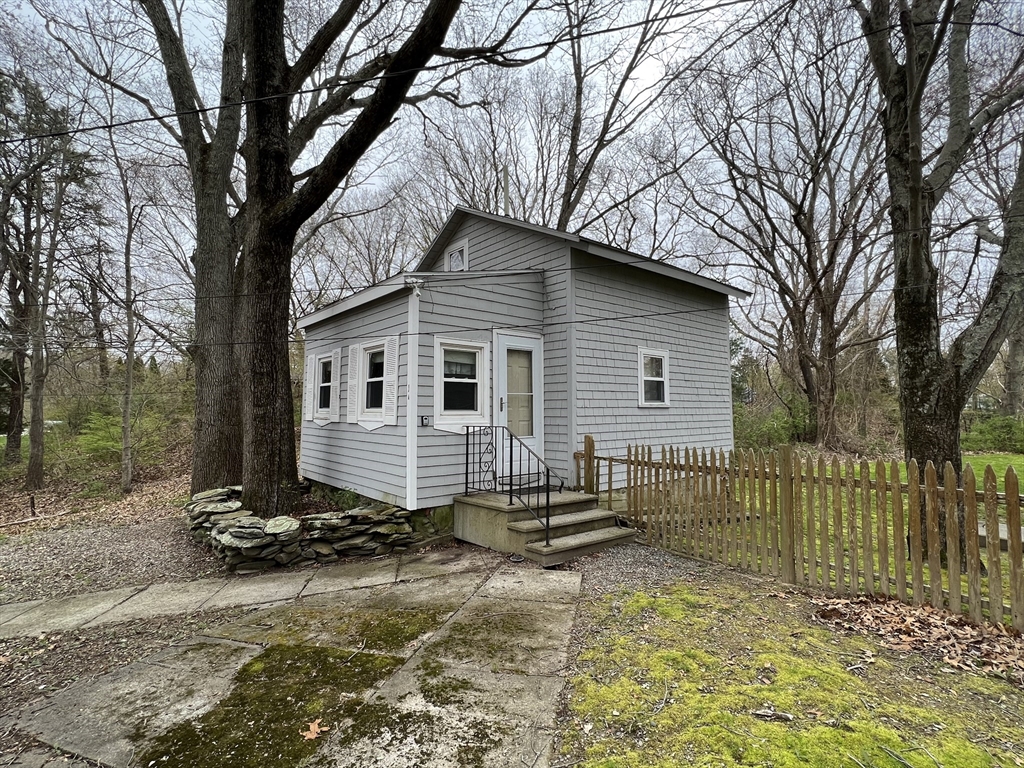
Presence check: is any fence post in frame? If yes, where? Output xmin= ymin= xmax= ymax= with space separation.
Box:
xmin=779 ymin=445 xmax=797 ymax=584
xmin=584 ymin=434 xmax=596 ymax=494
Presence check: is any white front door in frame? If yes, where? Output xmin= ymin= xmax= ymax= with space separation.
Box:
xmin=494 ymin=332 xmax=543 ymax=480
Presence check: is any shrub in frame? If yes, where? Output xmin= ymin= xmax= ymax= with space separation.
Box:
xmin=961 ymin=415 xmax=1024 ymax=454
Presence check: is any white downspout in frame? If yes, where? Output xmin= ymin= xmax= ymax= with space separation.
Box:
xmin=405 ymin=278 xmax=423 ymax=510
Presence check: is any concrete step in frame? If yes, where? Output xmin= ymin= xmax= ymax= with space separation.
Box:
xmin=507 ymin=508 xmax=620 ymax=544
xmin=454 ymin=491 xmax=599 ymax=523
xmin=523 ymin=526 xmax=636 ymax=567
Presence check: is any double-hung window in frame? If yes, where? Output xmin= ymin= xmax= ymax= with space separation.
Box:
xmin=434 ymin=338 xmax=488 ymax=431
xmin=346 ymin=337 xmax=399 ymax=429
xmin=363 ymin=347 xmax=385 ymax=412
xmin=304 ymin=349 xmax=341 ymax=424
xmin=317 ymin=357 xmax=333 ymax=413
xmin=638 ymin=347 xmax=669 ymax=406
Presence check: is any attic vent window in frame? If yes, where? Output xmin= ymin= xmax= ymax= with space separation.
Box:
xmin=446 ymin=238 xmax=468 ymax=271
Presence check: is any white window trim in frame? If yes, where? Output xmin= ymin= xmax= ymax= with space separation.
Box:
xmin=638 ymin=347 xmax=670 ymax=407
xmin=360 ymin=342 xmax=386 ymax=420
xmin=314 ymin=353 xmax=333 ymax=424
xmin=347 ymin=337 xmax=399 ymax=430
xmin=445 ymin=237 xmax=469 ymax=272
xmin=433 ymin=337 xmax=489 ymax=434
xmin=307 ymin=349 xmax=341 ymax=426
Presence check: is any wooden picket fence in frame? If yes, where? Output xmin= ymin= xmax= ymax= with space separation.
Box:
xmin=579 ymin=439 xmax=1024 ymax=631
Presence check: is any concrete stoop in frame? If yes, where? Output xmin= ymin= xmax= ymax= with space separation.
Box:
xmin=453 ymin=490 xmax=635 ymax=566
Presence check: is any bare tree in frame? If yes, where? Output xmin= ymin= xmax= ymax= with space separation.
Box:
xmin=676 ymin=2 xmax=892 ymax=448
xmin=854 ymin=0 xmax=1024 ymax=474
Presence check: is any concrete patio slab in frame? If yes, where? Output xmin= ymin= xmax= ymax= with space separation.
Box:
xmin=0 ymin=598 xmax=45 ymax=627
xmin=477 ymin=567 xmax=582 ymax=604
xmin=0 ymin=587 xmax=143 ymax=639
xmin=396 ymin=546 xmax=497 ymax=582
xmin=427 ymin=595 xmax=576 ymax=675
xmin=205 ymin=590 xmax=447 ymax=656
xmin=347 ymin=659 xmax=563 ymax=768
xmin=198 ymin=569 xmax=314 ymax=610
xmin=15 ymin=637 xmax=259 ymax=767
xmin=82 ymin=579 xmax=228 ymax=627
xmin=302 ymin=557 xmax=399 ymax=596
xmin=367 ymin=571 xmax=491 ymax=612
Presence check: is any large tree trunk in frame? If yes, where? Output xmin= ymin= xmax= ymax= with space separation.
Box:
xmin=190 ymin=202 xmax=242 ymax=495
xmin=1002 ymin=320 xmax=1024 ymax=417
xmin=4 ymin=282 xmax=26 ymax=465
xmin=25 ymin=341 xmax=45 ymax=490
xmin=239 ymin=0 xmax=300 ymax=516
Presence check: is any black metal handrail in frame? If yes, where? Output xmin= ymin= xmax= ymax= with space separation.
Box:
xmin=464 ymin=425 xmax=566 ymax=547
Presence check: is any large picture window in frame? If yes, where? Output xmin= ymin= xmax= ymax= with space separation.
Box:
xmin=638 ymin=347 xmax=669 ymax=406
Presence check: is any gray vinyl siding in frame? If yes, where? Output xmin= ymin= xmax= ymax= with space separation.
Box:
xmin=425 ymin=217 xmax=574 ymax=477
xmin=299 ymin=290 xmax=410 ymax=506
xmin=572 ymin=250 xmax=735 ymax=480
xmin=414 ymin=273 xmax=545 ymax=508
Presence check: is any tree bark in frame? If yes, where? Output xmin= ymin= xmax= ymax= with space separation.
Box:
xmin=1002 ymin=319 xmax=1024 ymax=417
xmin=4 ymin=277 xmax=26 ymax=465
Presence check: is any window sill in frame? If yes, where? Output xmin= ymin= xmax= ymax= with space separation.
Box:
xmin=638 ymin=403 xmax=671 ymax=408
xmin=433 ymin=416 xmax=487 ymax=435
xmin=313 ymin=414 xmax=332 ymax=426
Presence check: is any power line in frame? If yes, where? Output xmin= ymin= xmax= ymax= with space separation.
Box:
xmin=0 ymin=0 xmax=763 ymax=146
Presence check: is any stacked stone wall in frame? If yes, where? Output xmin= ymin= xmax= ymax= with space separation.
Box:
xmin=186 ymin=487 xmax=452 ymax=573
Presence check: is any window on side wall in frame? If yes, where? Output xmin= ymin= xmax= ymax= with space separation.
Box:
xmin=446 ymin=238 xmax=468 ymax=272
xmin=434 ymin=338 xmax=488 ymax=432
xmin=317 ymin=356 xmax=333 ymax=414
xmin=638 ymin=347 xmax=669 ymax=407
xmin=363 ymin=346 xmax=385 ymax=412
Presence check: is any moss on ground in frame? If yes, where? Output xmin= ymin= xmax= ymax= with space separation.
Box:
xmin=563 ymin=581 xmax=1024 ymax=767
xmin=135 ymin=644 xmax=403 ymax=768
xmin=209 ymin=602 xmax=450 ymax=653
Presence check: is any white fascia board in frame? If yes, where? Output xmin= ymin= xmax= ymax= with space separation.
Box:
xmin=297 ymin=276 xmax=410 ymax=330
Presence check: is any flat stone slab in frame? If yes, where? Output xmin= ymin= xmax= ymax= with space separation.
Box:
xmin=396 ymin=546 xmax=498 ymax=582
xmin=206 ymin=593 xmax=448 ymax=659
xmin=15 ymin=638 xmax=259 ymax=767
xmin=426 ymin=595 xmax=575 ymax=676
xmin=0 ymin=588 xmax=143 ymax=639
xmin=367 ymin=571 xmax=491 ymax=612
xmin=82 ymin=579 xmax=228 ymax=627
xmin=0 ymin=599 xmax=45 ymax=627
xmin=327 ymin=659 xmax=562 ymax=768
xmin=476 ymin=568 xmax=582 ymax=604
xmin=302 ymin=557 xmax=399 ymax=596
xmin=0 ymin=747 xmax=95 ymax=768
xmin=199 ymin=570 xmax=313 ymax=611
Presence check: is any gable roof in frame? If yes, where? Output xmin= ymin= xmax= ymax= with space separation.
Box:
xmin=416 ymin=206 xmax=750 ymax=299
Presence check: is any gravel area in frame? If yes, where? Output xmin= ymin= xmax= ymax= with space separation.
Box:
xmin=0 ymin=518 xmax=223 ymax=604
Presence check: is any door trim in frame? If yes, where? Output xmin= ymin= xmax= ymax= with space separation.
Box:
xmin=493 ymin=330 xmax=544 ymax=459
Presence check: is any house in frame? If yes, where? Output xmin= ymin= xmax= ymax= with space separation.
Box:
xmin=297 ymin=207 xmax=747 ymax=563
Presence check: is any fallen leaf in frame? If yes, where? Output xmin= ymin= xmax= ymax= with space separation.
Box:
xmin=300 ymin=719 xmax=330 ymax=740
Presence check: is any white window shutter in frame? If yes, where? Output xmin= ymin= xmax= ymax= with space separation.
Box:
xmin=330 ymin=348 xmax=342 ymax=422
xmin=383 ymin=335 xmax=399 ymax=426
xmin=303 ymin=354 xmax=314 ymax=421
xmin=346 ymin=345 xmax=359 ymax=424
